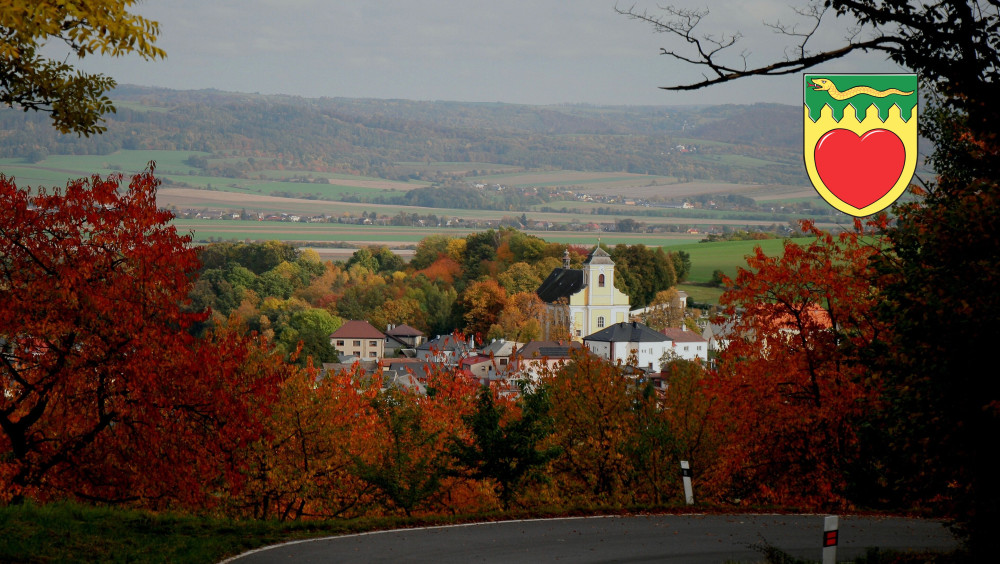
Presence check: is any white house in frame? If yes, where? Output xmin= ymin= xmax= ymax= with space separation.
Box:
xmin=661 ymin=327 xmax=708 ymax=362
xmin=583 ymin=321 xmax=672 ymax=372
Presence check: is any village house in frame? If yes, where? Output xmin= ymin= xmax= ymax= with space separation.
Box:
xmin=384 ymin=323 xmax=426 ymax=357
xmin=512 ymin=340 xmax=586 ymax=382
xmin=583 ymin=321 xmax=673 ymax=372
xmin=329 ymin=320 xmax=386 ymax=360
xmin=415 ymin=334 xmax=475 ymax=366
xmin=660 ymin=327 xmax=709 ymax=362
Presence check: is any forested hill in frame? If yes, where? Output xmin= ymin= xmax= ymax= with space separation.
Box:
xmin=0 ymin=85 xmax=804 ymax=185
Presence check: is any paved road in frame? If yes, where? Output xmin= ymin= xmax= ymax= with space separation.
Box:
xmin=227 ymin=514 xmax=957 ymax=563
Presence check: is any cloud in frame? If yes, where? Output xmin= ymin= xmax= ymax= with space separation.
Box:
xmin=60 ymin=0 xmax=905 ymax=106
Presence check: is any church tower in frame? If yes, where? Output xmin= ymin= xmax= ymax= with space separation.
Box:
xmin=536 ymin=245 xmax=632 ymax=340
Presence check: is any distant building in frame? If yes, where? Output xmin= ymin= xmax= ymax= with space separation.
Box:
xmin=584 ymin=321 xmax=672 ymax=371
xmin=512 ymin=340 xmax=586 ymax=382
xmin=661 ymin=327 xmax=708 ymax=362
xmin=536 ymin=246 xmax=632 ymax=341
xmin=330 ymin=320 xmax=386 ymax=360
xmin=415 ymin=334 xmax=475 ymax=365
xmin=384 ymin=323 xmax=426 ymax=357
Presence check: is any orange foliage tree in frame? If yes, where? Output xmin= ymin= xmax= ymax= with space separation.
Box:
xmin=545 ymin=351 xmax=664 ymax=505
xmin=459 ymin=280 xmax=508 ymax=340
xmin=0 ymin=171 xmax=284 ymax=507
xmin=704 ymin=220 xmax=888 ymax=508
xmin=234 ymin=361 xmax=379 ymax=520
xmin=352 ymin=366 xmax=482 ymax=516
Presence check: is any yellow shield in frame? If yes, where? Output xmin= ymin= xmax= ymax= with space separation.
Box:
xmin=803 ymin=74 xmax=918 ymax=216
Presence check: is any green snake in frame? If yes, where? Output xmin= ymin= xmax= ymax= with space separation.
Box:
xmin=809 ymin=78 xmax=913 ymax=100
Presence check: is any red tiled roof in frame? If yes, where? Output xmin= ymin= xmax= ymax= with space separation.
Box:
xmin=386 ymin=323 xmax=424 ymax=337
xmin=660 ymin=328 xmax=708 ymax=343
xmin=330 ymin=320 xmax=386 ymax=339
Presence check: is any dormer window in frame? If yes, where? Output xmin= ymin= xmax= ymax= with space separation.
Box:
xmin=598 ymin=273 xmax=606 ymax=287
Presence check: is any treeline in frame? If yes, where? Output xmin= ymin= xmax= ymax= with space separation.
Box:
xmin=0 ymin=86 xmax=806 ymax=185
xmin=342 ymin=184 xmax=550 ymax=211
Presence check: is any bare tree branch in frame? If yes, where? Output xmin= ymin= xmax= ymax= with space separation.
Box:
xmin=615 ymin=0 xmax=996 ymax=99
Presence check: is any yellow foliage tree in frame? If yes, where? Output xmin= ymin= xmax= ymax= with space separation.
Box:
xmin=1 ymin=0 xmax=165 ymax=135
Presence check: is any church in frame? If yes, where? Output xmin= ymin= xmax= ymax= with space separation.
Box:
xmin=535 ymin=246 xmax=632 ymax=341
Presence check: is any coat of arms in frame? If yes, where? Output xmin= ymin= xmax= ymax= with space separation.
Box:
xmin=803 ymin=74 xmax=918 ymax=216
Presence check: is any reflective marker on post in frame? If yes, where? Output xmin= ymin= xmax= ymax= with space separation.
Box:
xmin=822 ymin=515 xmax=838 ymax=564
xmin=680 ymin=460 xmax=694 ymax=505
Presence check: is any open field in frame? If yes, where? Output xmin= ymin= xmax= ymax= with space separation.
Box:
xmin=676 ymin=283 xmax=726 ymax=306
xmin=669 ymin=237 xmax=806 ymax=284
xmin=0 ymin=152 xmax=428 ymax=196
xmin=173 ymin=219 xmax=705 ymax=248
xmin=160 ymin=188 xmax=844 ymax=230
xmin=394 ymin=161 xmax=523 ymax=174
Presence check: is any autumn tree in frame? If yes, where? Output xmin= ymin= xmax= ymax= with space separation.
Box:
xmin=280 ymin=308 xmax=342 ymax=367
xmin=1 ymin=0 xmax=165 ymax=135
xmin=488 ymin=292 xmax=546 ymax=343
xmin=0 ymin=170 xmax=284 ymax=506
xmin=235 ymin=362 xmax=377 ymax=520
xmin=451 ymin=384 xmax=559 ymax=509
xmin=706 ymin=222 xmax=887 ymax=508
xmin=641 ymin=288 xmax=685 ymax=331
xmin=459 ymin=280 xmax=509 ymax=339
xmin=610 ymin=244 xmax=677 ymax=308
xmin=497 ymin=261 xmax=543 ymax=295
xmin=545 ymin=351 xmax=638 ymax=503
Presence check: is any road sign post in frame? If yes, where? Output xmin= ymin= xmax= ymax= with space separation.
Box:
xmin=680 ymin=460 xmax=694 ymax=505
xmin=822 ymin=515 xmax=838 ymax=564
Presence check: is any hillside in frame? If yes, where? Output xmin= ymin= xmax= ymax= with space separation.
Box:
xmin=0 ymin=86 xmax=806 ymax=187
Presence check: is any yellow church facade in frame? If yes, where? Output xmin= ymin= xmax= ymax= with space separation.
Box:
xmin=536 ymin=246 xmax=632 ymax=341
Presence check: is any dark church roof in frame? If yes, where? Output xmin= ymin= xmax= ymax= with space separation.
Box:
xmin=584 ymin=321 xmax=668 ymax=343
xmin=535 ymin=268 xmax=585 ymax=303
xmin=585 ymin=246 xmax=614 ymax=265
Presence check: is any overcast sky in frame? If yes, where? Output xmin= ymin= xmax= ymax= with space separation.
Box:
xmin=67 ymin=0 xmax=907 ymax=107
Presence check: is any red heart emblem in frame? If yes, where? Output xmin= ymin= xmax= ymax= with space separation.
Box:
xmin=814 ymin=129 xmax=905 ymax=210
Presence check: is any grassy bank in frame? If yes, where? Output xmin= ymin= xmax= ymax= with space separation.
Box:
xmin=0 ymin=502 xmax=397 ymax=563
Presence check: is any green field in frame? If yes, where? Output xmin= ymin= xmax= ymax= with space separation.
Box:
xmin=172 ymin=219 xmax=703 ymax=248
xmin=676 ymin=283 xmax=725 ymax=306
xmin=668 ymin=237 xmax=806 ymax=284
xmin=0 ymin=152 xmax=428 ymax=199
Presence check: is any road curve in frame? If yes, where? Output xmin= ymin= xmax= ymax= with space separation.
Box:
xmin=224 ymin=514 xmax=958 ymax=563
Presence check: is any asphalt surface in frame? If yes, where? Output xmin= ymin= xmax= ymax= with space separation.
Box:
xmin=226 ymin=514 xmax=958 ymax=563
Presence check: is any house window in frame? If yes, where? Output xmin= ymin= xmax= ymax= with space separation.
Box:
xmin=597 ymin=316 xmax=605 ymax=328
xmin=369 ymin=352 xmax=377 ymax=357
xmin=598 ymin=273 xmax=605 ymax=287
xmin=499 ymin=358 xmax=508 ymax=365
xmin=353 ymin=340 xmax=361 ymax=346
xmin=576 ymin=330 xmax=582 ymax=336
xmin=369 ymin=340 xmax=377 ymax=347
xmin=684 ymin=346 xmax=689 ymax=351
xmin=336 ymin=340 xmax=344 ymax=346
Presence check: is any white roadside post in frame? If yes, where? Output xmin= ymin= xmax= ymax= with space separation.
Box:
xmin=822 ymin=515 xmax=839 ymax=564
xmin=680 ymin=460 xmax=694 ymax=505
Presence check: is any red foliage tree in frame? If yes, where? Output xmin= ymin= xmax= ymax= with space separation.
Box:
xmin=0 ymin=171 xmax=284 ymax=507
xmin=704 ymin=220 xmax=889 ymax=508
